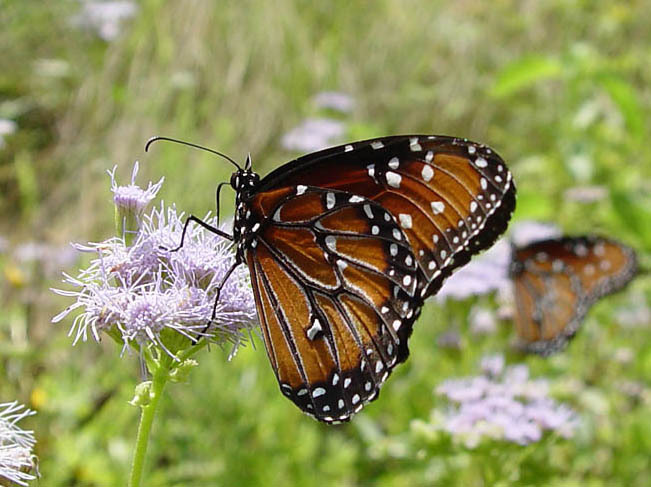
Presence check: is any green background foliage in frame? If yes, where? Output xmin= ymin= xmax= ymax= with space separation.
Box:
xmin=1 ymin=1 xmax=649 ymax=485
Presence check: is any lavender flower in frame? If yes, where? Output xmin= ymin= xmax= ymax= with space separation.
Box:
xmin=52 ymin=167 xmax=257 ymax=359
xmin=313 ymin=91 xmax=355 ymax=113
xmin=281 ymin=118 xmax=346 ymax=153
xmin=433 ymin=356 xmax=579 ymax=447
xmin=108 ymin=162 xmax=164 ymax=239
xmin=70 ymin=1 xmax=138 ymax=41
xmin=0 ymin=402 xmax=37 ymax=486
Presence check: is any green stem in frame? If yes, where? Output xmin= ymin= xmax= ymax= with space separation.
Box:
xmin=128 ymin=359 xmax=170 ymax=487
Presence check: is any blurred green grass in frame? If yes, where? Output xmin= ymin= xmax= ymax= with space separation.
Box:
xmin=1 ymin=0 xmax=650 ymax=485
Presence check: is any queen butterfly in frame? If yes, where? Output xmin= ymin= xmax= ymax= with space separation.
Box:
xmin=147 ymin=134 xmax=516 ymax=423
xmin=510 ymin=235 xmax=637 ymax=355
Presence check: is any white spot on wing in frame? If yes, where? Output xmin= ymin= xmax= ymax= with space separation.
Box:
xmin=325 ymin=236 xmax=337 ymax=251
xmin=475 ymin=157 xmax=488 ymax=168
xmin=399 ymin=213 xmax=412 ymax=229
xmin=363 ymin=204 xmax=373 ymax=219
xmin=326 ymin=192 xmax=336 ymax=209
xmin=371 ymin=141 xmax=384 ymax=149
xmin=388 ymin=157 xmax=399 ymax=169
xmin=409 ymin=137 xmax=422 ymax=151
xmin=307 ymin=319 xmax=322 ymax=340
xmin=349 ymin=195 xmax=364 ymax=203
xmin=296 ymin=185 xmax=307 ymax=195
xmin=431 ymin=201 xmax=445 ymax=214
xmin=421 ymin=164 xmax=434 ymax=182
xmin=386 ymin=171 xmax=402 ymax=188
xmin=345 ymin=144 xmax=353 ymax=152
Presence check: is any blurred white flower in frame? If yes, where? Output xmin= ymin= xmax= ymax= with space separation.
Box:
xmin=313 ymin=91 xmax=355 ymax=113
xmin=0 ymin=402 xmax=37 ymax=486
xmin=0 ymin=118 xmax=17 ymax=149
xmin=614 ymin=290 xmax=650 ymax=328
xmin=32 ymin=58 xmax=71 ymax=78
xmin=469 ymin=305 xmax=498 ymax=335
xmin=71 ymin=1 xmax=138 ymax=41
xmin=281 ymin=118 xmax=346 ymax=153
xmin=563 ymin=185 xmax=608 ymax=203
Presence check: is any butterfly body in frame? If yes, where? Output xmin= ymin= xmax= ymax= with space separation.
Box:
xmin=219 ymin=135 xmax=516 ymax=422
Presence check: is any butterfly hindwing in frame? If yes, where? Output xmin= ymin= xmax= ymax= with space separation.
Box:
xmin=245 ymin=185 xmax=422 ymax=422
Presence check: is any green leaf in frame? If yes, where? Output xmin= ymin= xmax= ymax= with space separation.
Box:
xmin=610 ymin=189 xmax=651 ymax=249
xmin=598 ymin=75 xmax=647 ymax=141
xmin=491 ymin=56 xmax=564 ymax=98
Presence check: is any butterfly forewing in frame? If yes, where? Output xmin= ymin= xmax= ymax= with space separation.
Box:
xmin=256 ymin=135 xmax=516 ymax=299
xmin=511 ymin=236 xmax=637 ymax=355
xmin=245 ymin=186 xmax=421 ymax=422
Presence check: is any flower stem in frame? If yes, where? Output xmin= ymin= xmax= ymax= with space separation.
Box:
xmin=128 ymin=359 xmax=170 ymax=487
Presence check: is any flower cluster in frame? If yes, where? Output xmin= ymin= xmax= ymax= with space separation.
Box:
xmin=432 ymin=355 xmax=579 ymax=447
xmin=0 ymin=402 xmax=37 ymax=486
xmin=52 ymin=164 xmax=257 ymax=358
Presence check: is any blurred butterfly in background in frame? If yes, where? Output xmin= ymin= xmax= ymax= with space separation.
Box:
xmin=148 ymin=135 xmax=516 ymax=423
xmin=509 ymin=235 xmax=637 ymax=355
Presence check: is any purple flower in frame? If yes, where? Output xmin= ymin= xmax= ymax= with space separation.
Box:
xmin=109 ymin=162 xmax=164 ymax=238
xmin=52 ymin=171 xmax=257 ymax=358
xmin=433 ymin=355 xmax=579 ymax=447
xmin=0 ymin=402 xmax=37 ymax=486
xmin=281 ymin=118 xmax=346 ymax=153
xmin=312 ymin=91 xmax=355 ymax=113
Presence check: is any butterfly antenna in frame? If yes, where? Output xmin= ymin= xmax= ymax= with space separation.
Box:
xmin=145 ymin=136 xmax=242 ymax=171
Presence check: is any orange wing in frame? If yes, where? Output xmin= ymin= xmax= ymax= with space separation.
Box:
xmin=510 ymin=236 xmax=637 ymax=355
xmin=245 ymin=186 xmax=420 ymax=422
xmin=256 ymin=135 xmax=516 ymax=300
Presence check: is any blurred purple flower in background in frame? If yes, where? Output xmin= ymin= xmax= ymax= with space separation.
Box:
xmin=52 ymin=164 xmax=257 ymax=358
xmin=281 ymin=117 xmax=346 ymax=153
xmin=433 ymin=355 xmax=579 ymax=447
xmin=71 ymin=1 xmax=138 ymax=42
xmin=312 ymin=91 xmax=355 ymax=113
xmin=0 ymin=402 xmax=37 ymax=486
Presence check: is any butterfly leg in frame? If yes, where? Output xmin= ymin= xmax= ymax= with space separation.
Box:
xmin=167 ymin=215 xmax=233 ymax=253
xmin=202 ymin=260 xmax=242 ymax=334
xmin=215 ymin=182 xmax=229 ymax=226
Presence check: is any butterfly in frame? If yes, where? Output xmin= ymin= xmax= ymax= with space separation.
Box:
xmin=509 ymin=235 xmax=637 ymax=355
xmin=147 ymin=134 xmax=516 ymax=423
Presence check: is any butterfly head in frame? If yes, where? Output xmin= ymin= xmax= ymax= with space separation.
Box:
xmin=230 ymin=168 xmax=260 ymax=200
